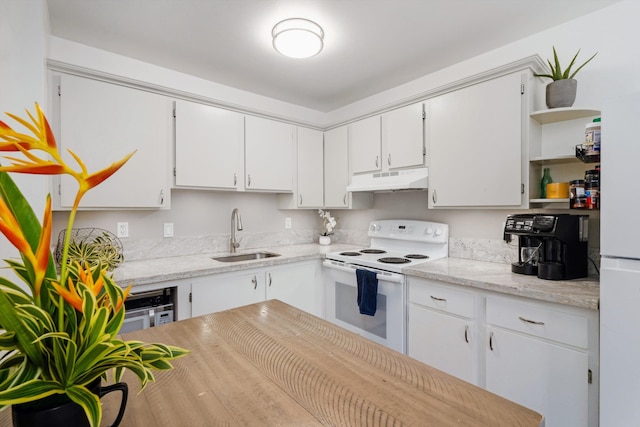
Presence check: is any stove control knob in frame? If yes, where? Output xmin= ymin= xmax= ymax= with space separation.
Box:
xmin=425 ymin=227 xmax=434 ymax=235
xmin=370 ymin=223 xmax=381 ymax=232
xmin=434 ymin=227 xmax=443 ymax=236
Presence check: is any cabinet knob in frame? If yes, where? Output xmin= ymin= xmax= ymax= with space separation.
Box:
xmin=489 ymin=331 xmax=495 ymax=351
xmin=247 ymin=174 xmax=251 ymax=187
xmin=432 ymin=189 xmax=437 ymax=204
xmin=343 ymin=194 xmax=347 ymax=206
xmin=464 ymin=325 xmax=470 ymax=344
xmin=251 ymin=275 xmax=257 ymax=290
xmin=299 ymin=194 xmax=303 ymax=205
xmin=375 ymin=155 xmax=379 ymax=168
xmin=268 ymin=273 xmax=272 ymax=287
xmin=159 ymin=189 xmax=164 ymax=205
xmin=233 ymin=173 xmax=237 ymax=187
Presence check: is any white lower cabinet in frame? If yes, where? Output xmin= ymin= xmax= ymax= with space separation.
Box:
xmin=191 ymin=270 xmax=265 ymax=317
xmin=485 ymin=295 xmax=594 ymax=427
xmin=407 ymin=277 xmax=598 ymax=427
xmin=191 ymin=260 xmax=322 ymax=318
xmin=408 ymin=279 xmax=477 ymax=384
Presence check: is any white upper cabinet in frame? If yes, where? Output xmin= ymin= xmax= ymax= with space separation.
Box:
xmin=349 ymin=102 xmax=425 ymax=176
xmin=324 ymin=125 xmax=373 ymax=209
xmin=349 ymin=115 xmax=382 ymax=174
xmin=278 ymin=127 xmax=324 ymax=209
xmin=56 ymin=74 xmax=172 ymax=209
xmin=382 ymin=102 xmax=425 ymax=170
xmin=174 ymin=100 xmax=244 ymax=190
xmin=324 ymin=126 xmax=350 ymax=208
xmin=245 ymin=116 xmax=294 ymax=192
xmin=428 ymin=71 xmax=526 ymax=208
xmin=296 ymin=127 xmax=324 ymax=207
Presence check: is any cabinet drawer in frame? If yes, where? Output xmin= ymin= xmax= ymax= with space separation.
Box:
xmin=486 ymin=296 xmax=588 ymax=349
xmin=409 ymin=279 xmax=474 ymax=318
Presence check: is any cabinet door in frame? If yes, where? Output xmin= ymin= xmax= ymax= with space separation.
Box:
xmin=58 ymin=74 xmax=171 ymax=208
xmin=266 ymin=261 xmax=323 ymax=317
xmin=191 ymin=271 xmax=264 ymax=317
xmin=349 ymin=116 xmax=381 ymax=174
xmin=428 ymin=72 xmax=523 ymax=207
xmin=382 ymin=102 xmax=425 ymax=170
xmin=174 ymin=100 xmax=244 ymax=189
xmin=296 ymin=127 xmax=324 ymax=207
xmin=245 ymin=116 xmax=294 ymax=192
xmin=324 ymin=125 xmax=349 ymax=208
xmin=485 ymin=327 xmax=589 ymax=427
xmin=408 ymin=305 xmax=475 ymax=384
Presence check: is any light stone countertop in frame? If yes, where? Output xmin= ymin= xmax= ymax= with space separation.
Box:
xmin=404 ymin=258 xmax=599 ymax=311
xmin=112 ymin=243 xmax=599 ymax=311
xmin=112 ymin=243 xmax=361 ymax=286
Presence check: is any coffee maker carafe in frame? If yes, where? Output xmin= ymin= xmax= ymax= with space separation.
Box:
xmin=504 ymin=214 xmax=589 ymax=280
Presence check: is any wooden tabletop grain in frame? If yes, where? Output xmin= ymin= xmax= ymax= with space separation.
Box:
xmin=0 ymin=300 xmax=544 ymax=426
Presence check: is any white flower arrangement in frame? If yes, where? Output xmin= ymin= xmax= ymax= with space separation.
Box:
xmin=318 ymin=209 xmax=337 ymax=236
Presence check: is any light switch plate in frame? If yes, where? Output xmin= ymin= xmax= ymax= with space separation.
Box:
xmin=285 ymin=217 xmax=292 ymax=229
xmin=164 ymin=223 xmax=174 ymax=238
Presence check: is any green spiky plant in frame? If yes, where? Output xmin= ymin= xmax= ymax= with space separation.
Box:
xmin=534 ymin=46 xmax=598 ymax=81
xmin=66 ymin=232 xmax=124 ymax=272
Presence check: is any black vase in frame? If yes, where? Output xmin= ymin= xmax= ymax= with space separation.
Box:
xmin=11 ymin=378 xmax=128 ymax=427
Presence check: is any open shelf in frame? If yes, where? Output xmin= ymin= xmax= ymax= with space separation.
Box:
xmin=530 ymin=107 xmax=600 ymax=124
xmin=530 ymin=198 xmax=570 ymax=204
xmin=529 ymin=154 xmax=578 ymax=165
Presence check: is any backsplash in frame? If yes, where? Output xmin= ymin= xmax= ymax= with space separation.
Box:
xmin=117 ymin=229 xmax=600 ymax=278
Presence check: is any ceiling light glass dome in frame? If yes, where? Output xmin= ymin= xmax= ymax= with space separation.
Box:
xmin=272 ymin=18 xmax=324 ymax=59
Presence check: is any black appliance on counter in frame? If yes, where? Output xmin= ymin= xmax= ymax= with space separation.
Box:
xmin=504 ymin=214 xmax=589 ymax=280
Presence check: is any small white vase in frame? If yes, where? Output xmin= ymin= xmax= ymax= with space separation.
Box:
xmin=319 ymin=235 xmax=331 ymax=245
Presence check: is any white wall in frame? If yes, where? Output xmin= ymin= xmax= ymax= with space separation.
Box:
xmin=47 ymin=1 xmax=637 ymax=249
xmin=0 ymin=0 xmax=49 ymax=274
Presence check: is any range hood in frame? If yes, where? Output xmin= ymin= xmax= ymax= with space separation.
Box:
xmin=346 ymin=167 xmax=428 ymax=192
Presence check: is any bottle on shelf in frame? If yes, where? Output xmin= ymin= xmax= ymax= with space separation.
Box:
xmin=540 ymin=168 xmax=553 ymax=198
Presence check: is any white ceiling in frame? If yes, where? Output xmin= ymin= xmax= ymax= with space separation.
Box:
xmin=47 ymin=0 xmax=620 ymax=113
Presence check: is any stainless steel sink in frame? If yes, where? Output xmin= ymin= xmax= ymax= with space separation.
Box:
xmin=212 ymin=252 xmax=280 ymax=262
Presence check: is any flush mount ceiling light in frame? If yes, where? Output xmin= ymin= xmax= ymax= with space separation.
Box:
xmin=272 ymin=18 xmax=324 ymax=59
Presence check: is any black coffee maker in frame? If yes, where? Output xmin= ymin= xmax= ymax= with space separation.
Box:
xmin=504 ymin=214 xmax=589 ymax=280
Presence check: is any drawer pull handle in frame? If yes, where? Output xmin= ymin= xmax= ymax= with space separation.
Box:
xmin=251 ymin=275 xmax=257 ymax=290
xmin=430 ymin=295 xmax=446 ymax=302
xmin=518 ymin=316 xmax=545 ymax=326
xmin=464 ymin=325 xmax=470 ymax=343
xmin=489 ymin=331 xmax=495 ymax=351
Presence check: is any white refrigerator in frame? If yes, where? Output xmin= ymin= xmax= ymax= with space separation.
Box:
xmin=600 ymin=92 xmax=640 ymax=426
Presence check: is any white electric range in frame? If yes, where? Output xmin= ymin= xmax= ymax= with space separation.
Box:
xmin=323 ymin=219 xmax=449 ymax=353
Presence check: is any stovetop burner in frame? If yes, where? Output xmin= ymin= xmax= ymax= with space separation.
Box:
xmin=378 ymin=257 xmax=411 ymax=264
xmin=405 ymin=254 xmax=430 ymax=259
xmin=339 ymin=251 xmax=362 ymax=256
xmin=360 ymin=249 xmax=386 ymax=254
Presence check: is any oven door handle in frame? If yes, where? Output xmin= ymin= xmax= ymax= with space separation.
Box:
xmin=322 ymin=260 xmax=404 ymax=283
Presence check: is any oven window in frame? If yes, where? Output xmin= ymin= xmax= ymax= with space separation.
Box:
xmin=335 ymin=281 xmax=387 ymax=339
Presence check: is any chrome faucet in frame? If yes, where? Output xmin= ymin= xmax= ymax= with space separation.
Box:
xmin=230 ymin=208 xmax=243 ymax=253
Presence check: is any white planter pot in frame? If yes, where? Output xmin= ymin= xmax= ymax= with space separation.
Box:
xmin=319 ymin=235 xmax=331 ymax=245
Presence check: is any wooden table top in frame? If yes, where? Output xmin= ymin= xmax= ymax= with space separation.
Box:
xmin=1 ymin=300 xmax=544 ymax=426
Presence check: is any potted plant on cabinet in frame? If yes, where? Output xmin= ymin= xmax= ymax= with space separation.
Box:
xmin=535 ymin=46 xmax=598 ymax=108
xmin=0 ymin=104 xmax=189 ymax=427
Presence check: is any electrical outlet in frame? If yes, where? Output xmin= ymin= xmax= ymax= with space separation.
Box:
xmin=285 ymin=217 xmax=292 ymax=229
xmin=164 ymin=223 xmax=174 ymax=238
xmin=117 ymin=222 xmax=129 ymax=238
